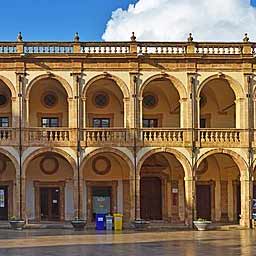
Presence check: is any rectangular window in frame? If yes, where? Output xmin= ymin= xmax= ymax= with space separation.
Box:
xmin=0 ymin=117 xmax=9 ymax=127
xmin=200 ymin=118 xmax=206 ymax=128
xmin=93 ymin=118 xmax=110 ymax=128
xmin=41 ymin=117 xmax=59 ymax=128
xmin=143 ymin=118 xmax=158 ymax=128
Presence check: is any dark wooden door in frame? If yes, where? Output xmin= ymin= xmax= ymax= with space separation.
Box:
xmin=140 ymin=177 xmax=162 ymax=220
xmin=0 ymin=186 xmax=8 ymax=220
xmin=40 ymin=187 xmax=60 ymax=221
xmin=196 ymin=184 xmax=211 ymax=220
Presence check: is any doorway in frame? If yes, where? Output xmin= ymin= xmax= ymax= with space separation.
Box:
xmin=40 ymin=187 xmax=60 ymax=221
xmin=140 ymin=177 xmax=162 ymax=220
xmin=92 ymin=187 xmax=112 ymax=221
xmin=0 ymin=186 xmax=8 ymax=220
xmin=196 ymin=184 xmax=211 ymax=220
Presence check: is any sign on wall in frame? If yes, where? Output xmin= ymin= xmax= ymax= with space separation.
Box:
xmin=93 ymin=196 xmax=110 ymax=214
xmin=0 ymin=190 xmax=5 ymax=208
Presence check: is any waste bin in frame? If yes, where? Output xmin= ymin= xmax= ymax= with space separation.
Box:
xmin=96 ymin=213 xmax=105 ymax=230
xmin=105 ymin=215 xmax=113 ymax=230
xmin=113 ymin=213 xmax=123 ymax=231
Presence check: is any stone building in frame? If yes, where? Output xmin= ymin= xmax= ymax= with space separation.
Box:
xmin=0 ymin=32 xmax=255 ymax=228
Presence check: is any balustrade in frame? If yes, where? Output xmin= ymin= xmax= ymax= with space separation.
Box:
xmin=0 ymin=43 xmax=17 ymax=53
xmin=141 ymin=129 xmax=184 ymax=146
xmin=198 ymin=129 xmax=243 ymax=146
xmin=0 ymin=128 xmax=16 ymax=145
xmin=80 ymin=42 xmax=130 ymax=54
xmin=25 ymin=128 xmax=74 ymax=145
xmin=137 ymin=42 xmax=187 ymax=54
xmin=195 ymin=43 xmax=242 ymax=54
xmin=24 ymin=42 xmax=73 ymax=54
xmin=82 ymin=128 xmax=131 ymax=146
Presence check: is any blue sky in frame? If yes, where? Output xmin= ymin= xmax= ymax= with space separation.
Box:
xmin=0 ymin=0 xmax=255 ymax=42
xmin=0 ymin=0 xmax=136 ymax=41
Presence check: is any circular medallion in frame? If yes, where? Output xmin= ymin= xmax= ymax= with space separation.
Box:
xmin=0 ymin=158 xmax=6 ymax=174
xmin=92 ymin=156 xmax=111 ymax=175
xmin=93 ymin=92 xmax=109 ymax=108
xmin=40 ymin=156 xmax=59 ymax=175
xmin=143 ymin=94 xmax=158 ymax=108
xmin=0 ymin=94 xmax=7 ymax=107
xmin=41 ymin=92 xmax=58 ymax=108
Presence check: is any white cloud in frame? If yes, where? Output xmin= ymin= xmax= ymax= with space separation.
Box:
xmin=102 ymin=0 xmax=256 ymax=41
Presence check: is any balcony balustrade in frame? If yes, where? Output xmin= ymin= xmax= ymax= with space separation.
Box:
xmin=82 ymin=128 xmax=133 ymax=147
xmin=197 ymin=129 xmax=245 ymax=147
xmin=0 ymin=127 xmax=252 ymax=148
xmin=141 ymin=128 xmax=186 ymax=147
xmin=0 ymin=41 xmax=253 ymax=56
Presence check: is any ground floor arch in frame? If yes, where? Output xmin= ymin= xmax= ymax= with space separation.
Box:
xmin=139 ymin=151 xmax=186 ymax=223
xmin=0 ymin=151 xmax=17 ymax=220
xmin=24 ymin=151 xmax=75 ymax=222
xmin=81 ymin=149 xmax=133 ymax=223
xmin=196 ymin=153 xmax=241 ymax=223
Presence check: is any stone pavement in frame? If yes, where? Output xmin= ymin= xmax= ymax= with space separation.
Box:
xmin=0 ymin=229 xmax=255 ymax=256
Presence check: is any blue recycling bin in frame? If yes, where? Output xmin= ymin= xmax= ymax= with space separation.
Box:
xmin=96 ymin=213 xmax=105 ymax=230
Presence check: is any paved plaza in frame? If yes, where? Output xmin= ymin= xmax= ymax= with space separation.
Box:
xmin=0 ymin=229 xmax=255 ymax=256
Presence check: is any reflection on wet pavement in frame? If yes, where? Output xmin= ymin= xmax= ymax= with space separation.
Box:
xmin=0 ymin=229 xmax=255 ymax=256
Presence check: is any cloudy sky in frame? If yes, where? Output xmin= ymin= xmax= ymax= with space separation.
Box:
xmin=0 ymin=0 xmax=255 ymax=41
xmin=103 ymin=0 xmax=256 ymax=41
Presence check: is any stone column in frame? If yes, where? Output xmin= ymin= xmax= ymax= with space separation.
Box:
xmin=138 ymin=97 xmax=143 ymax=129
xmin=215 ymin=180 xmax=221 ymax=221
xmin=129 ymin=176 xmax=135 ymax=221
xmin=68 ymin=98 xmax=76 ymax=128
xmin=228 ymin=180 xmax=234 ymax=222
xmin=11 ymin=97 xmax=18 ymax=127
xmin=15 ymin=172 xmax=21 ymax=218
xmin=184 ymin=177 xmax=194 ymax=227
xmin=81 ymin=97 xmax=87 ymax=128
xmin=179 ymin=179 xmax=185 ymax=222
xmin=24 ymin=98 xmax=29 ymax=127
xmin=179 ymin=98 xmax=188 ymax=128
xmin=123 ymin=97 xmax=129 ymax=128
xmin=240 ymin=176 xmax=253 ymax=227
xmin=135 ymin=174 xmax=141 ymax=219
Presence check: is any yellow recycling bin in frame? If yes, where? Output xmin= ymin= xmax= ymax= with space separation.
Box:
xmin=113 ymin=213 xmax=123 ymax=231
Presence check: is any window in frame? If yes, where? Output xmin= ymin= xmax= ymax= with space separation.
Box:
xmin=143 ymin=118 xmax=158 ymax=128
xmin=41 ymin=117 xmax=59 ymax=128
xmin=200 ymin=118 xmax=206 ymax=128
xmin=93 ymin=92 xmax=109 ymax=108
xmin=0 ymin=117 xmax=9 ymax=127
xmin=0 ymin=95 xmax=7 ymax=107
xmin=93 ymin=118 xmax=110 ymax=128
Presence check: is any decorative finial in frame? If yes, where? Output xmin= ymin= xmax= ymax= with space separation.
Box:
xmin=17 ymin=32 xmax=23 ymax=42
xmin=187 ymin=33 xmax=193 ymax=42
xmin=130 ymin=32 xmax=136 ymax=41
xmin=74 ymin=32 xmax=80 ymax=42
xmin=243 ymin=33 xmax=249 ymax=42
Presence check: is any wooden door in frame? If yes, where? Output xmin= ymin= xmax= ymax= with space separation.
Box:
xmin=40 ymin=187 xmax=60 ymax=221
xmin=196 ymin=184 xmax=211 ymax=220
xmin=0 ymin=186 xmax=8 ymax=220
xmin=140 ymin=177 xmax=162 ymax=220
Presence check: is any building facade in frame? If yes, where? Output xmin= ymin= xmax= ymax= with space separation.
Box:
xmin=0 ymin=32 xmax=255 ymax=227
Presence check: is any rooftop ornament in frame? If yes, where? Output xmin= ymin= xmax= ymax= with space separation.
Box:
xmin=187 ymin=33 xmax=193 ymax=42
xmin=74 ymin=32 xmax=80 ymax=42
xmin=17 ymin=32 xmax=23 ymax=42
xmin=130 ymin=32 xmax=136 ymax=42
xmin=243 ymin=33 xmax=249 ymax=43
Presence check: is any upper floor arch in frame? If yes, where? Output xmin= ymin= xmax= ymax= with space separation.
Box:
xmin=197 ymin=74 xmax=244 ymax=100
xmin=82 ymin=74 xmax=130 ymax=99
xmin=0 ymin=75 xmax=17 ymax=98
xmin=25 ymin=73 xmax=73 ymax=100
xmin=138 ymin=74 xmax=187 ymax=100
